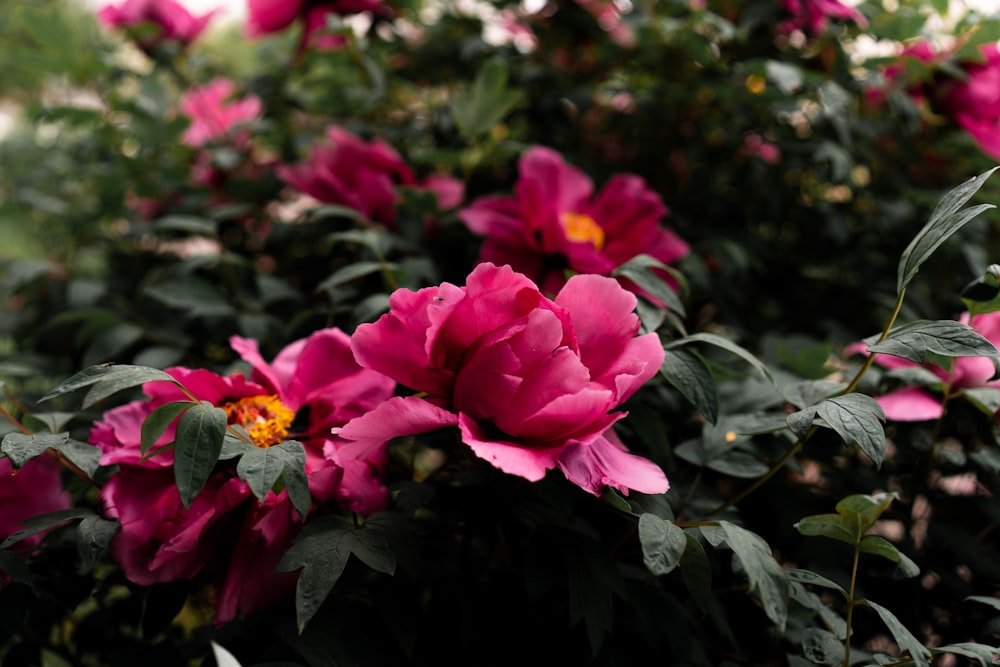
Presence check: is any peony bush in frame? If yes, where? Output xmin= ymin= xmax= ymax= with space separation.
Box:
xmin=4 ymin=0 xmax=1000 ymax=665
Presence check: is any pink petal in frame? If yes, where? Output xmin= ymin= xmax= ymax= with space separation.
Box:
xmin=876 ymin=387 xmax=944 ymax=422
xmin=556 ymin=431 xmax=669 ymax=496
xmin=458 ymin=413 xmax=560 ymax=482
xmin=330 ymin=396 xmax=459 ymax=462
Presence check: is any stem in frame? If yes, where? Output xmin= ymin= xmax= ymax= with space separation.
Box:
xmin=843 ymin=539 xmax=862 ymax=667
xmin=0 ymin=403 xmax=31 ymax=435
xmin=842 ymin=288 xmax=906 ymax=396
xmin=708 ymin=440 xmax=804 ymax=517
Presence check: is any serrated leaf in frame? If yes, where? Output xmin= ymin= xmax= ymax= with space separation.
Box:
xmin=638 ymin=513 xmax=687 ymax=575
xmin=815 ymin=394 xmax=886 ymax=468
xmin=665 ymin=332 xmax=774 ymax=383
xmin=39 ymin=364 xmax=176 ymax=405
xmin=141 ymin=401 xmax=195 ymax=455
xmin=897 ymin=167 xmax=999 ymax=293
xmin=660 ymin=349 xmax=719 ymax=424
xmin=859 ymin=599 xmax=931 ymax=667
xmin=869 ymin=320 xmax=999 ymax=364
xmin=1 ymin=432 xmax=68 ymax=467
xmin=173 ymin=403 xmax=227 ymax=508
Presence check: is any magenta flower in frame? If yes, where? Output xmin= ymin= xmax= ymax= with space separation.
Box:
xmin=458 ymin=145 xmax=688 ymax=297
xmin=179 ymin=79 xmax=263 ymax=149
xmin=97 ymin=0 xmax=216 ymax=47
xmin=0 ymin=455 xmax=72 ymax=548
xmin=933 ymin=44 xmax=1000 ymax=161
xmin=246 ymin=0 xmax=385 ymax=51
xmin=334 ymin=262 xmax=669 ymax=497
xmin=90 ymin=328 xmax=395 ymax=623
xmin=848 ymin=312 xmax=1000 ymax=422
xmin=779 ymin=0 xmax=867 ymax=35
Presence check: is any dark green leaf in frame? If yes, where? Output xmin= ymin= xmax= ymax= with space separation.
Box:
xmin=141 ymin=401 xmax=195 ymax=455
xmin=0 ymin=508 xmax=95 ymax=550
xmin=966 ymin=595 xmax=1000 ymax=613
xmin=451 ymin=58 xmax=524 ymax=138
xmin=933 ymin=643 xmax=1000 ymax=667
xmin=173 ymin=403 xmax=227 ymax=508
xmin=55 ymin=439 xmax=101 ymax=477
xmin=859 ymin=534 xmax=901 ymax=562
xmin=236 ymin=441 xmax=311 ymax=520
xmin=22 ymin=412 xmax=75 ymax=433
xmin=76 ymin=515 xmax=118 ymax=571
xmin=801 ymin=627 xmax=845 ymax=666
xmin=787 ymin=569 xmax=848 ymax=597
xmin=0 ymin=550 xmax=34 ymax=588
xmin=859 ymin=599 xmax=931 ymax=667
xmin=153 ymin=215 xmax=218 ymax=236
xmin=39 ymin=364 xmax=176 ymax=405
xmin=612 ymin=254 xmax=687 ymax=317
xmin=815 ymin=394 xmax=886 ymax=467
xmin=680 ymin=532 xmax=712 ymax=614
xmin=145 ymin=277 xmax=235 ymax=317
xmin=869 ymin=319 xmax=999 ymax=364
xmin=1 ymin=432 xmax=67 ymax=467
xmin=706 ymin=522 xmax=789 ymax=632
xmin=897 ymin=166 xmax=999 ymax=293
xmin=796 ymin=513 xmax=858 ymax=547
xmin=665 ymin=332 xmax=774 ymax=383
xmin=660 ymin=349 xmax=718 ymax=424
xmin=961 ymin=387 xmax=1000 ymax=416
xmin=315 ymin=261 xmax=397 ymax=293
xmin=638 ymin=513 xmax=687 ymax=576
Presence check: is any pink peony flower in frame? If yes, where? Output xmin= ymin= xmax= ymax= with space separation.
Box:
xmin=334 ymin=262 xmax=669 ymax=497
xmin=90 ymin=328 xmax=395 ymax=623
xmin=933 ymin=44 xmax=1000 ymax=161
xmin=179 ymin=79 xmax=263 ymax=149
xmin=246 ymin=0 xmax=385 ymax=51
xmin=779 ymin=0 xmax=867 ymax=35
xmin=277 ymin=126 xmax=460 ymax=225
xmin=0 ymin=455 xmax=72 ymax=548
xmin=97 ymin=0 xmax=216 ymax=47
xmin=847 ymin=312 xmax=1000 ymax=421
xmin=458 ymin=145 xmax=689 ymax=297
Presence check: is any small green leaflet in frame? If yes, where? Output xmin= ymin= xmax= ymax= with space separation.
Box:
xmin=868 ymin=320 xmax=999 ymax=364
xmin=39 ymin=363 xmax=178 ymax=408
xmin=236 ymin=441 xmax=312 ymax=520
xmin=173 ymin=403 xmax=227 ymax=508
xmin=858 ymin=599 xmax=931 ymax=667
xmin=786 ymin=394 xmax=886 ymax=468
xmin=660 ymin=348 xmax=718 ymax=424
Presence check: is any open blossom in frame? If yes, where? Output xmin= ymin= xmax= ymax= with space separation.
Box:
xmin=98 ymin=0 xmax=216 ymax=47
xmin=334 ymin=262 xmax=669 ymax=497
xmin=847 ymin=312 xmax=1000 ymax=421
xmin=0 ymin=456 xmax=72 ymax=547
xmin=90 ymin=329 xmax=395 ymax=623
xmin=458 ymin=146 xmax=688 ymax=297
xmin=277 ymin=126 xmax=463 ymax=225
xmin=246 ymin=0 xmax=385 ymax=51
xmin=932 ymin=44 xmax=1000 ymax=161
xmin=179 ymin=79 xmax=262 ymax=149
xmin=779 ymin=0 xmax=867 ymax=35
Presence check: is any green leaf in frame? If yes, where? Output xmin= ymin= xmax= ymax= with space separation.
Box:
xmin=703 ymin=522 xmax=789 ymax=632
xmin=451 ymin=58 xmax=524 ymax=138
xmin=665 ymin=332 xmax=774 ymax=383
xmin=660 ymin=349 xmax=718 ymax=424
xmin=0 ymin=508 xmax=95 ymax=550
xmin=38 ymin=364 xmax=177 ymax=407
xmin=858 ymin=599 xmax=931 ymax=667
xmin=236 ymin=441 xmax=311 ymax=520
xmin=1 ymin=432 xmax=68 ymax=467
xmin=153 ymin=215 xmax=218 ymax=236
xmin=796 ymin=513 xmax=858 ymax=547
xmin=680 ymin=532 xmax=712 ymax=614
xmin=22 ymin=412 xmax=76 ymax=433
xmin=173 ymin=403 xmax=227 ymax=508
xmin=210 ymin=641 xmax=243 ymax=667
xmin=960 ymin=264 xmax=1000 ymax=316
xmin=816 ymin=394 xmax=886 ymax=468
xmin=612 ymin=254 xmax=687 ymax=317
xmin=76 ymin=515 xmax=118 ymax=571
xmin=868 ymin=320 xmax=999 ymax=364
xmin=859 ymin=534 xmax=901 ymax=562
xmin=796 ymin=493 xmax=896 ymax=548
xmin=801 ymin=627 xmax=845 ymax=666
xmin=966 ymin=595 xmax=1000 ymax=613
xmin=145 ymin=277 xmax=235 ymax=317
xmin=960 ymin=387 xmax=1000 ymax=416
xmin=277 ymin=516 xmax=396 ymax=633
xmin=897 ymin=166 xmax=999 ymax=293
xmin=787 ymin=568 xmax=848 ymax=597
xmin=638 ymin=513 xmax=687 ymax=576
xmin=55 ymin=439 xmax=101 ymax=478
xmin=141 ymin=401 xmax=196 ymax=455
xmin=315 ymin=261 xmax=397 ymax=293
xmin=0 ymin=550 xmax=34 ymax=588
xmin=933 ymin=643 xmax=1000 ymax=667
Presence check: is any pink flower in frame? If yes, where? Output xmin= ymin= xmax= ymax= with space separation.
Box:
xmin=278 ymin=126 xmax=458 ymax=225
xmin=97 ymin=0 xmax=216 ymax=47
xmin=574 ymin=0 xmax=635 ymax=47
xmin=458 ymin=146 xmax=689 ymax=297
xmin=779 ymin=0 xmax=867 ymax=35
xmin=246 ymin=0 xmax=385 ymax=51
xmin=0 ymin=455 xmax=72 ymax=548
xmin=179 ymin=79 xmax=263 ymax=148
xmin=90 ymin=328 xmax=395 ymax=623
xmin=848 ymin=312 xmax=1000 ymax=421
xmin=932 ymin=44 xmax=1000 ymax=161
xmin=334 ymin=262 xmax=669 ymax=497
xmin=741 ymin=133 xmax=782 ymax=164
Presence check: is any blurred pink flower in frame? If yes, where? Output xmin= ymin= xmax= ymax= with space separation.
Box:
xmin=98 ymin=0 xmax=216 ymax=47
xmin=741 ymin=133 xmax=781 ymax=164
xmin=179 ymin=79 xmax=263 ymax=148
xmin=847 ymin=312 xmax=1000 ymax=421
xmin=246 ymin=0 xmax=385 ymax=51
xmin=335 ymin=262 xmax=669 ymax=497
xmin=90 ymin=328 xmax=395 ymax=623
xmin=0 ymin=456 xmax=71 ymax=548
xmin=278 ymin=126 xmax=461 ymax=225
xmin=458 ymin=145 xmax=688 ymax=297
xmin=934 ymin=44 xmax=1000 ymax=161
xmin=779 ymin=0 xmax=866 ymax=35
xmin=575 ymin=0 xmax=635 ymax=47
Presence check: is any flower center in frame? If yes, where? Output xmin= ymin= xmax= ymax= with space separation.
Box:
xmin=559 ymin=212 xmax=606 ymax=250
xmin=220 ymin=395 xmax=295 ymax=448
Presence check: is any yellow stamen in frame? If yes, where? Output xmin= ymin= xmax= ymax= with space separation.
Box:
xmin=220 ymin=395 xmax=295 ymax=448
xmin=560 ymin=212 xmax=606 ymax=250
